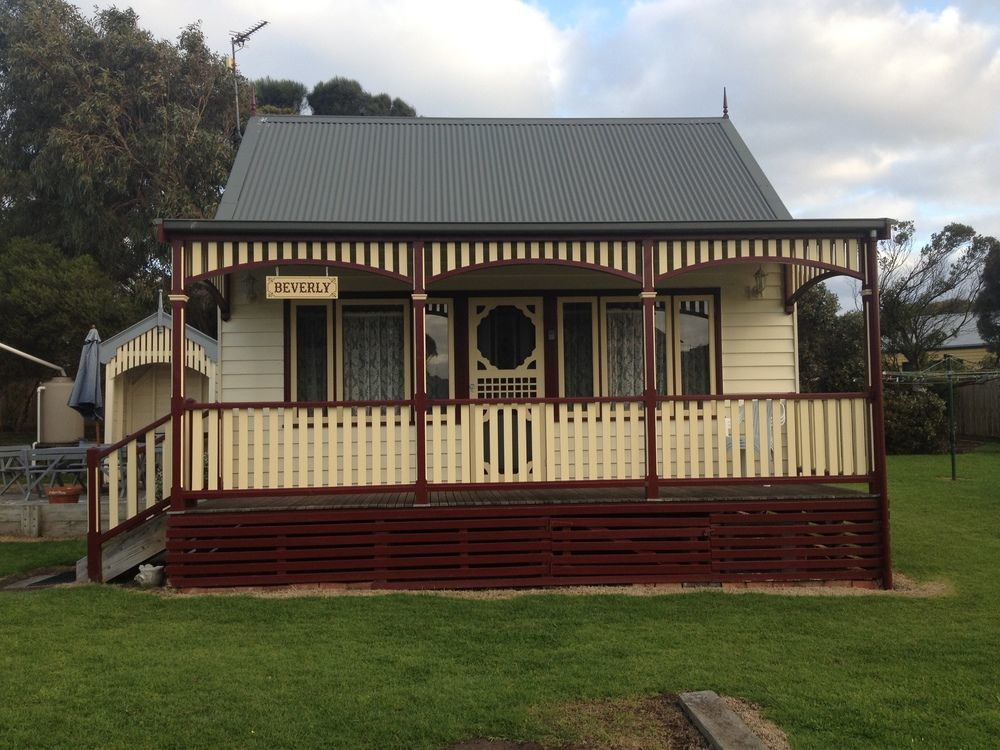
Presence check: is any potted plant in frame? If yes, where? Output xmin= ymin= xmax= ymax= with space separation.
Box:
xmin=46 ymin=473 xmax=84 ymax=504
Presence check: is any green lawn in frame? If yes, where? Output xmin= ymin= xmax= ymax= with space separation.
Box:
xmin=1 ymin=447 xmax=998 ymax=749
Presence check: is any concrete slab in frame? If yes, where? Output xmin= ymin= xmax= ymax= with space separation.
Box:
xmin=679 ymin=691 xmax=767 ymax=750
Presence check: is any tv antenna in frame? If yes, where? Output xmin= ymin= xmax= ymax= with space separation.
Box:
xmin=230 ymin=20 xmax=268 ymax=134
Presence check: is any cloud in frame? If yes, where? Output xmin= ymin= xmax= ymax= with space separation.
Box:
xmin=75 ymin=0 xmax=1000 ymax=239
xmin=555 ymin=0 xmax=1000 ymax=235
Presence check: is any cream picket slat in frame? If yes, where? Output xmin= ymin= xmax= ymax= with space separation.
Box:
xmin=702 ymin=401 xmax=715 ymax=480
xmin=266 ymin=407 xmax=281 ymax=488
xmin=253 ymin=410 xmax=264 ymax=489
xmin=840 ymin=399 xmax=854 ymax=476
xmin=144 ymin=428 xmax=156 ymax=509
xmin=516 ymin=406 xmax=528 ymax=482
xmin=659 ymin=401 xmax=675 ymax=479
xmin=431 ymin=406 xmax=442 ymax=484
xmin=716 ymin=400 xmax=729 ymax=479
xmin=583 ymin=402 xmax=596 ymax=481
xmin=854 ymin=399 xmax=869 ymax=474
xmin=126 ymin=440 xmax=138 ymax=519
xmin=743 ymin=401 xmax=757 ymax=478
xmin=559 ymin=404 xmax=570 ymax=480
xmin=784 ymin=400 xmax=797 ymax=477
xmin=161 ymin=422 xmax=172 ymax=501
xmin=570 ymin=404 xmax=584 ymax=480
xmin=600 ymin=404 xmax=613 ymax=479
xmin=190 ymin=410 xmax=204 ymax=492
xmin=488 ymin=406 xmax=499 ymax=484
xmin=729 ymin=400 xmax=742 ymax=478
xmin=812 ymin=400 xmax=827 ymax=475
xmin=827 ymin=399 xmax=840 ymax=475
xmin=386 ymin=406 xmax=398 ymax=485
xmin=629 ymin=402 xmax=643 ymax=479
xmin=545 ymin=404 xmax=559 ymax=482
xmin=757 ymin=400 xmax=770 ymax=477
xmin=357 ymin=408 xmax=368 ymax=486
xmin=297 ymin=407 xmax=309 ymax=488
xmin=689 ymin=405 xmax=702 ymax=479
xmin=237 ymin=409 xmax=249 ymax=489
xmin=446 ymin=405 xmax=457 ymax=483
xmin=613 ymin=403 xmax=626 ymax=481
xmin=313 ymin=408 xmax=324 ymax=488
xmin=370 ymin=408 xmax=383 ymax=486
xmin=281 ymin=408 xmax=293 ymax=490
xmin=675 ymin=403 xmax=687 ymax=479
xmin=798 ymin=400 xmax=812 ymax=476
xmin=531 ymin=404 xmax=544 ymax=482
xmin=107 ymin=450 xmax=120 ymax=529
xmin=771 ymin=400 xmax=784 ymax=478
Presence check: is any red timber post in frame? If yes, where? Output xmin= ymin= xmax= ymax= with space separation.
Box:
xmin=168 ymin=239 xmax=189 ymax=513
xmin=642 ymin=240 xmax=659 ymax=499
xmin=412 ymin=240 xmax=429 ymax=506
xmin=86 ymin=446 xmax=102 ymax=581
xmin=863 ymin=230 xmax=892 ymax=589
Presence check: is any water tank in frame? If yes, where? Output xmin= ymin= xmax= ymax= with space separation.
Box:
xmin=37 ymin=377 xmax=84 ymax=446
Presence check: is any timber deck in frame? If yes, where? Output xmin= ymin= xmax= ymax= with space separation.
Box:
xmin=187 ymin=483 xmax=872 ymax=513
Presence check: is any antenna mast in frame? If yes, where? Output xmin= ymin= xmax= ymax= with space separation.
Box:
xmin=229 ymin=20 xmax=269 ymax=136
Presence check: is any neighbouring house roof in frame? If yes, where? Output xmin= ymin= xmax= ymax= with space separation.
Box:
xmin=930 ymin=314 xmax=986 ymax=350
xmin=214 ymin=116 xmax=793 ymax=225
xmin=99 ymin=303 xmax=217 ymax=365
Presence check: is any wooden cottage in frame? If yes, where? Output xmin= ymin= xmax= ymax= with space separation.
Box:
xmin=87 ymin=115 xmax=893 ymax=589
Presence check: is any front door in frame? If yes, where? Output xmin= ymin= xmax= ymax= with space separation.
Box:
xmin=468 ymin=298 xmax=544 ymax=479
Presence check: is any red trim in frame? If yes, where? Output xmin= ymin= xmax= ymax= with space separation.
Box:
xmin=454 ymin=294 xmax=470 ymax=398
xmin=785 ymin=270 xmax=840 ymax=313
xmin=282 ymin=300 xmax=291 ymax=401
xmin=413 ymin=241 xmax=428 ymax=505
xmin=656 ymin=256 xmax=864 ymax=285
xmin=93 ymin=413 xmax=172 ymax=459
xmin=170 ymin=251 xmax=187 ymax=512
xmin=86 ymin=447 xmax=102 ymax=581
xmin=864 ymin=235 xmax=892 ymax=589
xmin=543 ymin=295 xmax=558 ymax=397
xmin=182 ymin=484 xmax=419 ymax=500
xmin=428 ymin=257 xmax=641 ymax=285
xmin=642 ymin=240 xmax=658 ymax=498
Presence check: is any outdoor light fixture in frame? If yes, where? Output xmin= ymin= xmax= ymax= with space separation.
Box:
xmin=747 ymin=265 xmax=768 ymax=298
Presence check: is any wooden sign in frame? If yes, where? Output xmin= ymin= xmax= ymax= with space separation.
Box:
xmin=265 ymin=276 xmax=338 ymax=299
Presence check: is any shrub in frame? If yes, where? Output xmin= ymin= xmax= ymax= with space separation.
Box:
xmin=883 ymin=385 xmax=948 ymax=454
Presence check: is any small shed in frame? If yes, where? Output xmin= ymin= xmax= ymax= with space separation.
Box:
xmin=100 ymin=297 xmax=217 ymax=443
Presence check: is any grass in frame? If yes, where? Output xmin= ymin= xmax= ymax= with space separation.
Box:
xmin=0 ymin=537 xmax=84 ymax=579
xmin=0 ymin=447 xmax=998 ymax=749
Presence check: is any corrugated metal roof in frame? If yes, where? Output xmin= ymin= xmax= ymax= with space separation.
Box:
xmin=215 ymin=117 xmax=791 ymax=224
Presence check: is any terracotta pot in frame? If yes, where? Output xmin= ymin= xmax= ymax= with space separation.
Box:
xmin=47 ymin=484 xmax=83 ymax=504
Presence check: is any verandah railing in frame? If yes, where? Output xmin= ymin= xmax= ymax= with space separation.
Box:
xmin=179 ymin=394 xmax=871 ymax=494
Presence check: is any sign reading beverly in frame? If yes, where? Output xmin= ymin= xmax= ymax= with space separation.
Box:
xmin=265 ymin=276 xmax=339 ymax=299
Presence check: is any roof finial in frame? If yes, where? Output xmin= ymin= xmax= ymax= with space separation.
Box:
xmin=723 ymin=87 xmax=729 ymax=119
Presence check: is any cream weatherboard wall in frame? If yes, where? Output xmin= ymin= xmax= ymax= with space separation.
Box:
xmin=662 ymin=264 xmax=797 ymax=395
xmin=218 ymin=270 xmax=285 ymax=403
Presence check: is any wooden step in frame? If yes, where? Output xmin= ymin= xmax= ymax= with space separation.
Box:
xmin=94 ymin=513 xmax=168 ymax=582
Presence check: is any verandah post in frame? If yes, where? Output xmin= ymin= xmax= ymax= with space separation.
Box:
xmin=642 ymin=240 xmax=659 ymax=499
xmin=86 ymin=446 xmax=102 ymax=581
xmin=863 ymin=230 xmax=892 ymax=589
xmin=412 ymin=240 xmax=429 ymax=506
xmin=168 ymin=238 xmax=189 ymax=512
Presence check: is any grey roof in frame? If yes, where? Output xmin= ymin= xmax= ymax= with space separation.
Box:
xmin=215 ymin=116 xmax=792 ymax=225
xmin=932 ymin=314 xmax=986 ymax=349
xmin=100 ymin=305 xmax=217 ymax=365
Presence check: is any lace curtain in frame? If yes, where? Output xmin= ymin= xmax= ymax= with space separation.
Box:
xmin=342 ymin=306 xmax=405 ymax=400
xmin=606 ymin=303 xmax=643 ymax=396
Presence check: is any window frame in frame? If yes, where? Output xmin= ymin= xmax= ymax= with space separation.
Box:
xmin=335 ymin=298 xmax=411 ymax=401
xmin=556 ymin=297 xmax=600 ymax=397
xmin=425 ymin=297 xmax=455 ymax=400
xmin=289 ymin=300 xmax=335 ymax=402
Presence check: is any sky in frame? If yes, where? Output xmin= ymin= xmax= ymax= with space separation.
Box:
xmin=73 ymin=0 xmax=999 ymax=302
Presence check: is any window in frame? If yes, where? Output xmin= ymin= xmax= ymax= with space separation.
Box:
xmin=289 ymin=300 xmax=410 ymax=402
xmin=340 ymin=303 xmax=406 ymax=401
xmin=426 ymin=300 xmax=453 ymax=399
xmin=674 ymin=297 xmax=714 ymax=395
xmin=291 ymin=303 xmax=332 ymax=401
xmin=602 ymin=300 xmax=644 ymax=396
xmin=588 ymin=293 xmax=716 ymax=397
xmin=559 ymin=300 xmax=597 ymax=397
